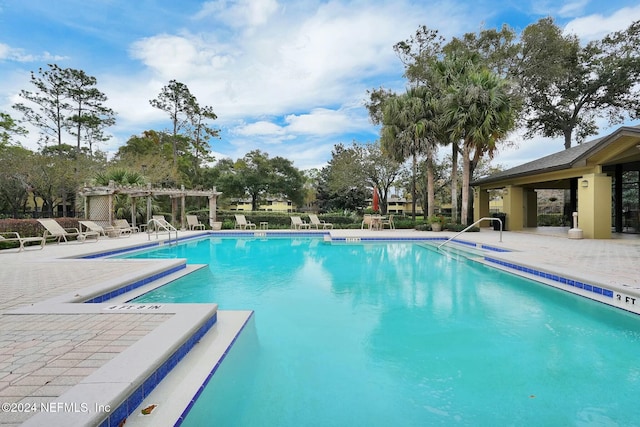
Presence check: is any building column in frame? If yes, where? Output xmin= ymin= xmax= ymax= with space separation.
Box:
xmin=502 ymin=185 xmax=524 ymax=231
xmin=525 ymin=189 xmax=538 ymax=227
xmin=578 ymin=173 xmax=612 ymax=239
xmin=473 ymin=187 xmax=490 ymax=226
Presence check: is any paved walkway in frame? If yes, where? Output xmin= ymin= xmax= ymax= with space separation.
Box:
xmin=0 ymin=228 xmax=638 ymax=426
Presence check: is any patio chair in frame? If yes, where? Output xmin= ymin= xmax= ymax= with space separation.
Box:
xmin=79 ymin=220 xmax=118 ymax=237
xmin=186 ymin=215 xmax=206 ymax=230
xmin=361 ymin=214 xmax=373 ymax=230
xmin=0 ymin=231 xmax=45 ymax=252
xmin=112 ymin=219 xmax=136 ymax=236
xmin=381 ymin=214 xmax=395 ymax=230
xmin=290 ymin=216 xmax=311 ymax=230
xmin=308 ymin=214 xmax=333 ymax=229
xmin=37 ymin=218 xmax=99 ymax=243
xmin=234 ymin=214 xmax=256 ymax=230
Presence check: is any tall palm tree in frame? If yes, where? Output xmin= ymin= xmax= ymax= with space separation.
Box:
xmin=444 ymin=67 xmax=517 ymax=225
xmin=381 ymin=87 xmax=438 ymax=220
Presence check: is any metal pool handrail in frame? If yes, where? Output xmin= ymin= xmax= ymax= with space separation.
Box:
xmin=147 ymin=218 xmax=178 ymax=243
xmin=437 ymin=217 xmax=502 ymax=250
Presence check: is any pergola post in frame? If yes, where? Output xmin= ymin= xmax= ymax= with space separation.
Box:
xmin=180 ymin=185 xmax=186 ymax=230
xmin=209 ymin=187 xmax=218 ymax=226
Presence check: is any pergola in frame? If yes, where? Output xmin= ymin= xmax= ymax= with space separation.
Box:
xmin=78 ymin=182 xmax=222 ymax=230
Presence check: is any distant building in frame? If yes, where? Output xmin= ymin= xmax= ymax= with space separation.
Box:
xmin=227 ymin=198 xmax=295 ymax=213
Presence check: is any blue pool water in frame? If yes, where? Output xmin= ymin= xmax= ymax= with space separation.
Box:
xmin=129 ymin=237 xmax=640 ymax=426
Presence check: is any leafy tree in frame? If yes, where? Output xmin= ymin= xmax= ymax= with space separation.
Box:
xmin=515 ymin=18 xmax=640 ymax=148
xmin=63 ymin=68 xmax=115 ymax=152
xmin=0 ymin=112 xmax=27 ymax=148
xmin=318 ymin=143 xmax=368 ymax=213
xmin=14 ymin=64 xmax=70 ymax=146
xmin=13 ymin=64 xmax=115 ymax=151
xmin=150 ymin=80 xmax=219 ymax=168
xmin=217 ymin=150 xmax=304 ymax=211
xmin=360 ymin=142 xmax=403 ymax=215
xmin=0 ymin=145 xmax=33 ymax=217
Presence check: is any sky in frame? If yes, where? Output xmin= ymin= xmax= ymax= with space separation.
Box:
xmin=1 ymin=0 xmax=640 ymax=171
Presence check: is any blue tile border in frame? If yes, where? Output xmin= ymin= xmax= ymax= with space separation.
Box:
xmin=97 ymin=310 xmax=218 ymax=427
xmin=484 ymin=257 xmax=614 ymax=299
xmin=83 ymin=263 xmax=186 ymax=303
xmin=174 ymin=311 xmax=255 ymax=426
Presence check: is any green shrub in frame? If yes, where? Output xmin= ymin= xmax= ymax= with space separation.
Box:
xmin=537 ymin=214 xmax=566 ymax=226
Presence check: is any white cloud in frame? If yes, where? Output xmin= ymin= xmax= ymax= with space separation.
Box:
xmin=563 ymin=5 xmax=640 ymax=41
xmin=195 ymin=0 xmax=280 ymax=28
xmin=0 ymin=43 xmax=66 ymax=63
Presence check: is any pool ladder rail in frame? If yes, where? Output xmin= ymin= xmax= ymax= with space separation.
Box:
xmin=147 ymin=218 xmax=178 ymax=244
xmin=437 ymin=217 xmax=502 ymax=251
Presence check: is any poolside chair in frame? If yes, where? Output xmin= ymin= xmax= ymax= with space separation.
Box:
xmin=0 ymin=231 xmax=45 ymax=252
xmin=234 ymin=214 xmax=256 ymax=230
xmin=186 ymin=215 xmax=206 ymax=230
xmin=37 ymin=218 xmax=99 ymax=243
xmin=112 ymin=219 xmax=136 ymax=236
xmin=308 ymin=214 xmax=333 ymax=229
xmin=79 ymin=220 xmax=118 ymax=237
xmin=361 ymin=214 xmax=373 ymax=230
xmin=290 ymin=216 xmax=310 ymax=230
xmin=381 ymin=214 xmax=395 ymax=230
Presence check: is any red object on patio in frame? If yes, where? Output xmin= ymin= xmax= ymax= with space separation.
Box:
xmin=372 ymin=187 xmax=379 ymax=212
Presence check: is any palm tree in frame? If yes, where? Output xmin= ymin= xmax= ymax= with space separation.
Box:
xmin=444 ymin=67 xmax=517 ymax=225
xmin=93 ymin=168 xmax=151 ymax=221
xmin=381 ymin=87 xmax=439 ymax=220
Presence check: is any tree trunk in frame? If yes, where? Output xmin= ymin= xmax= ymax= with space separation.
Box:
xmin=426 ymin=148 xmax=435 ymax=218
xmin=563 ymin=128 xmax=572 ymax=149
xmin=411 ymin=154 xmax=417 ymax=221
xmin=451 ymin=143 xmax=458 ymax=223
xmin=461 ymin=144 xmax=471 ymax=226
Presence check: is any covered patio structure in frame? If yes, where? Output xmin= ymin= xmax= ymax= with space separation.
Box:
xmin=78 ymin=183 xmax=222 ymax=230
xmin=472 ymin=125 xmax=640 ymax=239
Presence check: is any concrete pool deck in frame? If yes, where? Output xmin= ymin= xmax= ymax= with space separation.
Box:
xmin=0 ymin=227 xmax=639 ymax=426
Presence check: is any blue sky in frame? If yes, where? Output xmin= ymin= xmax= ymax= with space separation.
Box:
xmin=1 ymin=0 xmax=639 ymax=170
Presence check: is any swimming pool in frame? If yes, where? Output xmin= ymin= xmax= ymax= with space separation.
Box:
xmin=129 ymin=237 xmax=640 ymax=426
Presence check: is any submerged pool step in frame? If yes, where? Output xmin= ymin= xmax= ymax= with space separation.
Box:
xmin=418 ymin=240 xmax=488 ymax=261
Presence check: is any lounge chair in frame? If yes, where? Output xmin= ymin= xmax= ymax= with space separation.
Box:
xmin=290 ymin=216 xmax=310 ymax=229
xmin=308 ymin=214 xmax=333 ymax=229
xmin=37 ymin=218 xmax=99 ymax=243
xmin=0 ymin=231 xmax=45 ymax=252
xmin=234 ymin=214 xmax=256 ymax=230
xmin=152 ymin=215 xmax=175 ymax=230
xmin=79 ymin=220 xmax=117 ymax=237
xmin=186 ymin=215 xmax=205 ymax=230
xmin=112 ymin=219 xmax=136 ymax=236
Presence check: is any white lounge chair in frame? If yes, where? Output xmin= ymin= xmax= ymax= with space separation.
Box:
xmin=0 ymin=231 xmax=45 ymax=252
xmin=152 ymin=215 xmax=173 ymax=230
xmin=186 ymin=215 xmax=205 ymax=230
xmin=112 ymin=219 xmax=136 ymax=236
xmin=79 ymin=220 xmax=117 ymax=237
xmin=234 ymin=214 xmax=256 ymax=230
xmin=37 ymin=218 xmax=99 ymax=243
xmin=290 ymin=216 xmax=310 ymax=229
xmin=308 ymin=214 xmax=333 ymax=229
